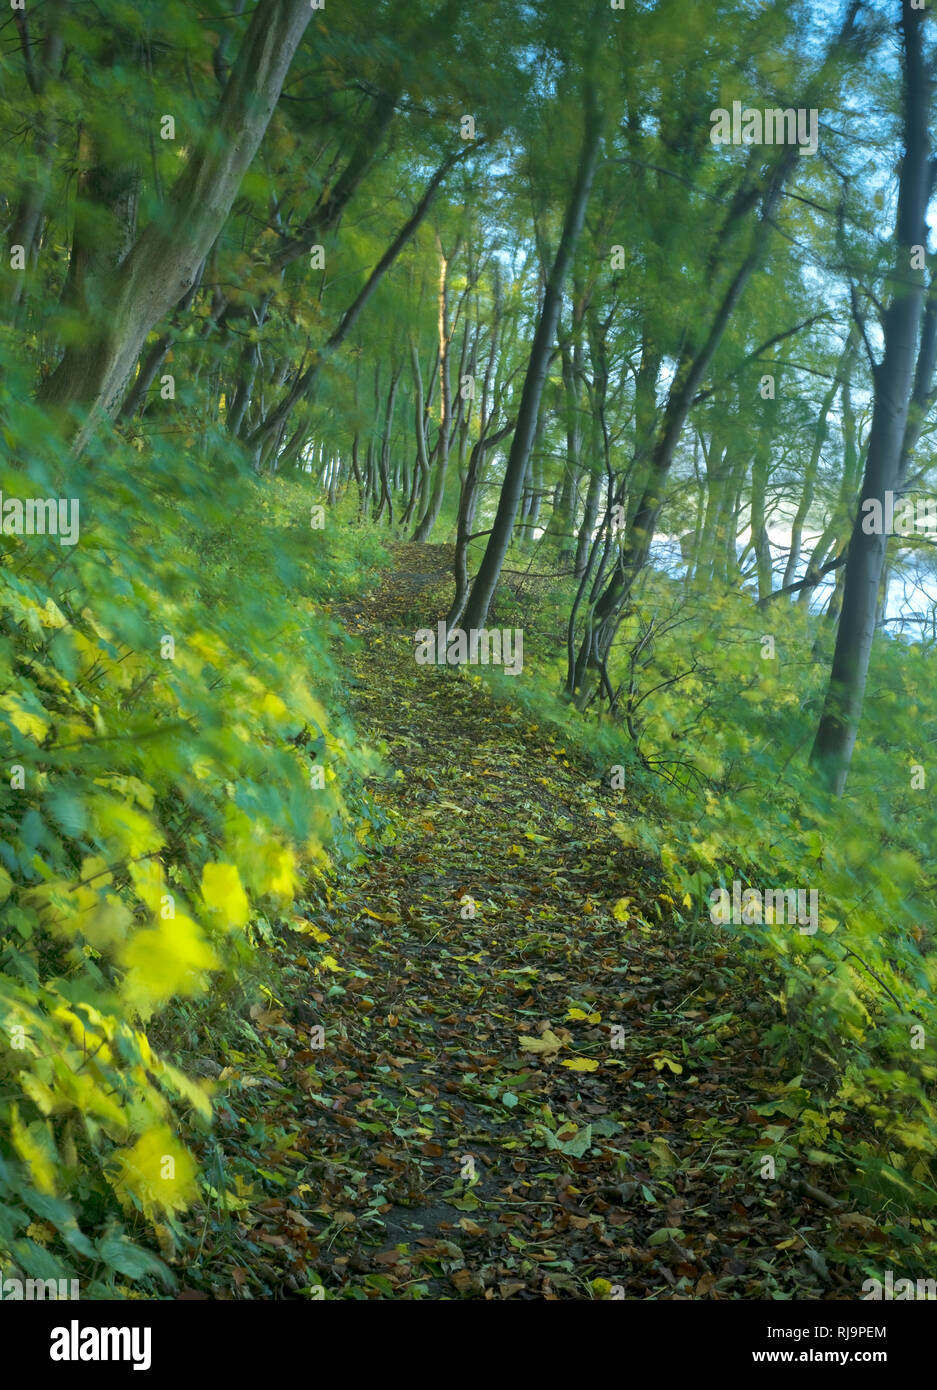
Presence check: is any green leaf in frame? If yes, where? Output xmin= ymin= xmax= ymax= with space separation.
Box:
xmin=95 ymin=1234 xmax=174 ymax=1287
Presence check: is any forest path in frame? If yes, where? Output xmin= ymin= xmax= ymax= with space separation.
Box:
xmin=196 ymin=545 xmax=851 ymax=1300
xmin=295 ymin=544 xmax=851 ymax=1299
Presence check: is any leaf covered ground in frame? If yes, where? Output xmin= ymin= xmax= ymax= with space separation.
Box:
xmin=178 ymin=546 xmax=883 ymax=1300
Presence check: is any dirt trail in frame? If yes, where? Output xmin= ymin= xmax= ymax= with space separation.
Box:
xmin=194 ymin=545 xmax=851 ymax=1300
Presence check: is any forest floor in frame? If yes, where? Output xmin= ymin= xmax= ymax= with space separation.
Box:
xmin=181 ymin=544 xmax=869 ymax=1301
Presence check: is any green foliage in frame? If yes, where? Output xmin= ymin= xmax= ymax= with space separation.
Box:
xmin=0 ymin=350 xmax=384 ymax=1291
xmin=486 ymin=562 xmax=937 ymax=1265
xmin=1 ymin=0 xmax=934 ymax=1303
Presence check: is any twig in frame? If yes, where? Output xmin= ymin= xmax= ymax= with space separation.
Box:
xmin=795 ymin=1178 xmax=842 ymax=1211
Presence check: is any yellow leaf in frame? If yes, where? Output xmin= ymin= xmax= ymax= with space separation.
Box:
xmin=648 ymin=1137 xmax=678 ymax=1173
xmin=200 ymin=862 xmax=250 ymax=929
xmin=562 ymin=1058 xmax=600 ymax=1072
xmin=290 ymin=917 xmax=330 ymax=942
xmin=91 ymin=797 xmax=164 ymax=858
xmin=566 ymin=1008 xmax=601 ymax=1024
xmin=152 ymin=1056 xmax=213 ymax=1122
xmin=84 ymin=893 xmax=134 ymax=952
xmin=120 ymin=914 xmax=219 ymax=1016
xmin=47 ymin=1058 xmax=126 ymax=1129
xmin=52 ymin=1002 xmax=115 ymax=1064
xmin=10 ymin=1105 xmax=57 ymax=1194
xmin=518 ymin=1030 xmax=564 ymax=1057
xmin=17 ymin=594 xmax=67 ymax=630
xmin=260 ymin=691 xmax=289 ymax=723
xmin=111 ymin=1126 xmax=198 ymax=1219
xmin=93 ymin=775 xmax=155 ymax=811
xmin=612 ymin=897 xmax=632 ymax=922
xmin=651 ymin=1054 xmax=683 ymax=1075
xmin=0 ymin=692 xmax=49 ymax=741
xmin=256 ymin=843 xmax=297 ymax=898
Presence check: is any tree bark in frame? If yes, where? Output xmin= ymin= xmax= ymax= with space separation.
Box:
xmin=749 ymin=441 xmax=773 ymax=601
xmin=412 ymin=241 xmax=464 ymax=542
xmin=9 ymin=2 xmax=64 ymax=316
xmin=38 ymin=0 xmax=313 ymax=452
xmin=810 ymin=2 xmax=933 ymax=794
xmin=458 ymin=66 xmax=602 ymax=633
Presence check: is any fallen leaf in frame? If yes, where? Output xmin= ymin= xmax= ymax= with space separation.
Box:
xmin=518 ymin=1029 xmax=564 ymax=1057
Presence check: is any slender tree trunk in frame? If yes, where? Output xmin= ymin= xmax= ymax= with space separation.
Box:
xmin=749 ymin=446 xmax=773 ymax=601
xmin=811 ymin=3 xmax=932 ymax=793
xmin=799 ymin=376 xmax=863 ymax=605
xmin=413 ymin=246 xmax=456 ymax=542
xmin=8 ymin=3 xmax=64 ymax=316
xmin=448 ymin=419 xmax=515 ymax=628
xmin=548 ymin=303 xmax=585 ymax=557
xmin=374 ymin=364 xmax=401 ymax=525
xmin=573 ymin=149 xmax=797 ymax=692
xmin=575 ymin=307 xmax=610 ymax=577
xmin=402 ymin=340 xmax=430 ymax=528
xmin=459 ymin=67 xmax=602 ymax=633
xmin=248 ymin=152 xmax=462 ymax=466
xmin=119 ymin=265 xmax=206 ymax=421
xmin=782 ymin=342 xmax=853 ymax=589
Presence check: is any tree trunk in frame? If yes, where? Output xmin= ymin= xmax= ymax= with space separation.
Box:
xmin=811 ymin=3 xmax=932 ymax=793
xmin=412 ymin=246 xmax=457 ymax=542
xmin=9 ymin=3 xmax=64 ymax=316
xmin=247 ymin=152 xmax=461 ymax=466
xmin=798 ymin=374 xmax=863 ymax=606
xmin=573 ymin=147 xmax=797 ymax=692
xmin=38 ymin=0 xmax=313 ymax=451
xmin=782 ymin=341 xmax=853 ymax=590
xmin=458 ymin=67 xmax=602 ymax=633
xmin=374 ymin=364 xmax=401 ymax=525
